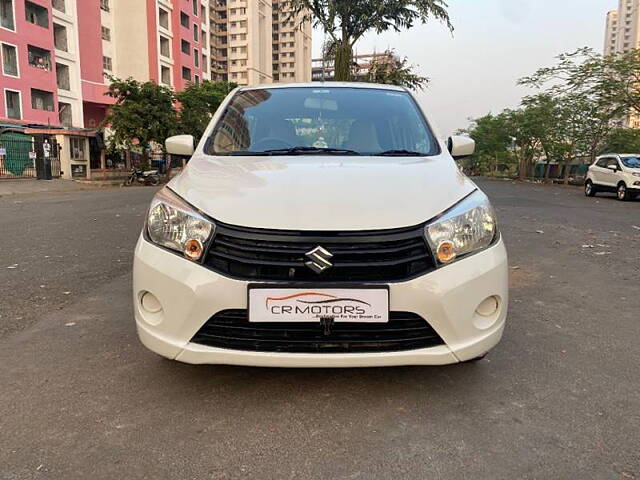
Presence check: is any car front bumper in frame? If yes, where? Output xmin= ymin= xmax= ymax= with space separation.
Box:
xmin=133 ymin=236 xmax=509 ymax=367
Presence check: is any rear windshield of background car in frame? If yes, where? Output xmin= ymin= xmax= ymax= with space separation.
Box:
xmin=205 ymin=87 xmax=439 ymax=156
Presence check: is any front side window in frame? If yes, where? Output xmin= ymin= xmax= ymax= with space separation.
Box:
xmin=206 ymin=87 xmax=438 ymax=156
xmin=621 ymin=157 xmax=640 ymax=168
xmin=607 ymin=158 xmax=620 ymax=170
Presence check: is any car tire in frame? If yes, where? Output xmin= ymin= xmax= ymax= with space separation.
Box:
xmin=585 ymin=180 xmax=597 ymax=197
xmin=617 ymin=182 xmax=630 ymax=201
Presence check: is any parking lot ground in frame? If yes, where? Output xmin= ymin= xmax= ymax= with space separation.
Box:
xmin=0 ymin=179 xmax=639 ymax=479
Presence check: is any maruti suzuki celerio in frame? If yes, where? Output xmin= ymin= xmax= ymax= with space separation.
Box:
xmin=133 ymin=83 xmax=508 ymax=367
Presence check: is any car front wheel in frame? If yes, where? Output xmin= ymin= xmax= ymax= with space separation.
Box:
xmin=617 ymin=183 xmax=630 ymax=201
xmin=585 ymin=180 xmax=597 ymax=197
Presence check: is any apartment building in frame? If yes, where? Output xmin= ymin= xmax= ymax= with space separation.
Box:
xmin=604 ymin=0 xmax=640 ymax=55
xmin=603 ymin=0 xmax=640 ymax=127
xmin=209 ymin=0 xmax=311 ymax=86
xmin=271 ymin=0 xmax=311 ymax=84
xmin=604 ymin=10 xmax=619 ymax=57
xmin=0 ymin=0 xmax=210 ymax=128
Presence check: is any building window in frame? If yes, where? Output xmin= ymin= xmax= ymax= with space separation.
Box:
xmin=59 ymin=102 xmax=72 ymax=127
xmin=192 ymin=0 xmax=198 ymax=16
xmin=52 ymin=0 xmax=65 ymax=13
xmin=194 ymin=48 xmax=199 ymax=67
xmin=53 ymin=24 xmax=68 ymax=51
xmin=201 ymin=29 xmax=206 ymax=47
xmin=70 ymin=137 xmax=86 ymax=160
xmin=159 ymin=35 xmax=170 ymax=58
xmin=0 ymin=0 xmax=15 ymax=31
xmin=100 ymin=0 xmax=109 ymax=12
xmin=31 ymin=88 xmax=54 ymax=111
xmin=161 ymin=65 xmax=171 ymax=85
xmin=101 ymin=26 xmax=111 ymax=41
xmin=28 ymin=45 xmax=52 ymax=71
xmin=181 ymin=39 xmax=190 ymax=54
xmin=56 ymin=62 xmax=70 ymax=90
xmin=180 ymin=12 xmax=189 ymax=28
xmin=202 ymin=53 xmax=207 ymax=72
xmin=1 ymin=43 xmax=18 ymax=76
xmin=4 ymin=89 xmax=21 ymax=119
xmin=103 ymin=56 xmax=112 ymax=71
xmin=194 ymin=74 xmax=200 ymax=84
xmin=25 ymin=1 xmax=48 ymax=28
xmin=158 ymin=8 xmax=169 ymax=29
xmin=182 ymin=66 xmax=191 ymax=81
xmin=193 ymin=24 xmax=198 ymax=42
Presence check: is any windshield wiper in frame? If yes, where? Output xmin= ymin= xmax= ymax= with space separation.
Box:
xmin=232 ymin=146 xmax=362 ymax=156
xmin=376 ymin=149 xmax=427 ymax=157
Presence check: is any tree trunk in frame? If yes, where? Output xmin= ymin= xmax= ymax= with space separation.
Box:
xmin=518 ymin=154 xmax=526 ymax=181
xmin=141 ymin=147 xmax=150 ymax=171
xmin=562 ymin=160 xmax=571 ymax=185
xmin=334 ymin=40 xmax=353 ymax=81
xmin=543 ymin=161 xmax=551 ymax=182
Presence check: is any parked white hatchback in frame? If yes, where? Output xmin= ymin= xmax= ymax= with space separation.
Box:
xmin=585 ymin=154 xmax=640 ymax=201
xmin=133 ymin=83 xmax=508 ymax=367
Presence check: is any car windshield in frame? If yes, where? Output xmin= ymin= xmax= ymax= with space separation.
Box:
xmin=621 ymin=157 xmax=640 ymax=168
xmin=205 ymin=87 xmax=438 ymax=156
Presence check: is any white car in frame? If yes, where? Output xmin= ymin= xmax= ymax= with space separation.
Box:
xmin=585 ymin=154 xmax=640 ymax=201
xmin=133 ymin=83 xmax=508 ymax=368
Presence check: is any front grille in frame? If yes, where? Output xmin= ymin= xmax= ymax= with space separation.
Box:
xmin=191 ymin=310 xmax=444 ymax=353
xmin=204 ymin=222 xmax=435 ymax=282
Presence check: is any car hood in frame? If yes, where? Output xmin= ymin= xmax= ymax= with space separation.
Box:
xmin=169 ymin=154 xmax=477 ymax=231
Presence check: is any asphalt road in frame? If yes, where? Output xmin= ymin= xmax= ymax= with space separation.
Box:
xmin=0 ymin=179 xmax=639 ymax=479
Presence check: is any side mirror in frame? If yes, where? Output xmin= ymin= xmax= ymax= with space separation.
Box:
xmin=447 ymin=135 xmax=475 ymax=160
xmin=165 ymin=135 xmax=195 ymax=156
xmin=607 ymin=165 xmax=619 ymax=172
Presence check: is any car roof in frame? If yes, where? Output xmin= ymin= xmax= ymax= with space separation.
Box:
xmin=598 ymin=153 xmax=640 ymax=158
xmin=238 ymin=82 xmax=408 ymax=93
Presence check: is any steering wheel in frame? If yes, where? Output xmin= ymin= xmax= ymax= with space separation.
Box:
xmin=251 ymin=137 xmax=293 ymax=151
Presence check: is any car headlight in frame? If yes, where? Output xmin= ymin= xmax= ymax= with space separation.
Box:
xmin=425 ymin=190 xmax=497 ymax=265
xmin=147 ymin=187 xmax=215 ymax=261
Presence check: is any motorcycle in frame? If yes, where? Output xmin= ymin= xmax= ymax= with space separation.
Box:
xmin=124 ymin=167 xmax=161 ymax=186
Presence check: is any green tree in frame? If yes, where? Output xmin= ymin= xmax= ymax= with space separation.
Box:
xmin=463 ymin=112 xmax=514 ymax=175
xmin=286 ymin=0 xmax=452 ymax=81
xmin=103 ymin=77 xmax=177 ymax=165
xmin=519 ymin=48 xmax=625 ymax=161
xmin=601 ymin=128 xmax=640 ymax=154
xmin=520 ymin=47 xmax=640 ymax=118
xmin=365 ymin=50 xmax=429 ymax=90
xmin=519 ymin=94 xmax=572 ymax=181
xmin=175 ymin=81 xmax=236 ymax=141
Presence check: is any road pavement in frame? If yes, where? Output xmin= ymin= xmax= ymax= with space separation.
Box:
xmin=0 ymin=179 xmax=639 ymax=479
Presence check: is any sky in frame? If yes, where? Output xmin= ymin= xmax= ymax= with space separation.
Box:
xmin=311 ymin=0 xmax=615 ymax=136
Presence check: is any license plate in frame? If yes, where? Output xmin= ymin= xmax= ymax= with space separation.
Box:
xmin=248 ymin=287 xmax=389 ymax=323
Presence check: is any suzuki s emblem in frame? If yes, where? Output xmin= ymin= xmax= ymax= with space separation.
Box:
xmin=305 ymin=246 xmax=334 ymax=274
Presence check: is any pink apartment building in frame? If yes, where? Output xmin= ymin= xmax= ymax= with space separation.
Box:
xmin=0 ymin=0 xmax=209 ymax=129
